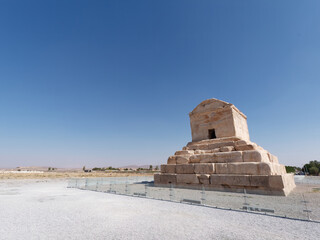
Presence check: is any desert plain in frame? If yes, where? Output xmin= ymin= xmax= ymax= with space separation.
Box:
xmin=0 ymin=172 xmax=320 ymax=240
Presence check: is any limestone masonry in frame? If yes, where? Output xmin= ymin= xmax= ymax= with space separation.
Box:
xmin=154 ymin=98 xmax=296 ymax=196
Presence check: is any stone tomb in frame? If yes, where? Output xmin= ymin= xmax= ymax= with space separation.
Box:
xmin=154 ymin=98 xmax=296 ymax=196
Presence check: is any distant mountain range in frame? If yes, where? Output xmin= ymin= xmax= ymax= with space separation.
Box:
xmin=118 ymin=165 xmax=151 ymax=169
xmin=0 ymin=165 xmax=159 ymax=171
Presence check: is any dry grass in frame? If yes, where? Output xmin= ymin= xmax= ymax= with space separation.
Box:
xmin=0 ymin=171 xmax=155 ymax=179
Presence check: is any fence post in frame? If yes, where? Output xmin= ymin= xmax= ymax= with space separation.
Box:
xmin=302 ymin=193 xmax=312 ymax=221
xmin=201 ymin=185 xmax=206 ymax=205
xmin=85 ymin=178 xmax=88 ymax=189
xmin=109 ymin=181 xmax=112 ymax=193
xmin=169 ymin=183 xmax=174 ymax=201
xmin=243 ymin=188 xmax=249 ymax=211
xmin=125 ymin=177 xmax=129 ymax=195
xmin=95 ymin=179 xmax=99 ymax=191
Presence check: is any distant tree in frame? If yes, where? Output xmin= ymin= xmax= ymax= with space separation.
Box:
xmin=48 ymin=167 xmax=51 ymax=171
xmin=149 ymin=165 xmax=153 ymax=170
xmin=285 ymin=166 xmax=297 ymax=173
xmin=92 ymin=167 xmax=102 ymax=171
xmin=309 ymin=166 xmax=319 ymax=175
xmin=83 ymin=166 xmax=86 ymax=172
xmin=155 ymin=166 xmax=159 ymax=171
xmin=302 ymin=160 xmax=320 ymax=176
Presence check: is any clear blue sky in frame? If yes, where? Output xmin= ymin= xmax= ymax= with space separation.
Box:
xmin=0 ymin=0 xmax=319 ymax=168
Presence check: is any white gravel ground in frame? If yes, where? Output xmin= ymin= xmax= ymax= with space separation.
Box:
xmin=0 ymin=179 xmax=319 ymax=240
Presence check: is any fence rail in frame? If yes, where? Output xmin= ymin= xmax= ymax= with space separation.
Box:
xmin=67 ymin=176 xmax=320 ymax=223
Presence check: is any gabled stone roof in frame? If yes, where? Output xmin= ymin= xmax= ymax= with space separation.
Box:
xmin=189 ymin=98 xmax=246 ymax=119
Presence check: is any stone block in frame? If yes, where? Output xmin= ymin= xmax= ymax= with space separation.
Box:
xmin=260 ymin=162 xmax=285 ymax=175
xmin=176 ymin=174 xmax=199 ymax=184
xmin=161 ymin=164 xmax=176 ymax=174
xmin=268 ymin=174 xmax=295 ymax=189
xmin=215 ymin=163 xmax=228 ymax=174
xmin=283 ymin=174 xmax=296 ymax=188
xmin=189 ymin=154 xmax=201 ymax=163
xmin=191 ymin=153 xmax=209 ymax=163
xmin=194 ymin=163 xmax=215 ymax=174
xmin=220 ymin=146 xmax=235 ymax=152
xmin=235 ymin=140 xmax=248 ymax=146
xmin=204 ymin=162 xmax=286 ymax=176
xmin=216 ymin=163 xmax=256 ymax=175
xmin=188 ymin=140 xmax=236 ymax=151
xmin=154 ymin=173 xmax=161 ymax=183
xmin=270 ymin=164 xmax=286 ymax=175
xmin=187 ymin=137 xmax=240 ymax=147
xmin=268 ymin=153 xmax=279 ymax=164
xmin=195 ymin=149 xmax=220 ymax=154
xmin=212 ymin=151 xmax=242 ymax=163
xmin=194 ymin=151 xmax=242 ymax=163
xmin=176 ymin=156 xmax=189 ymax=164
xmin=191 ymin=153 xmax=220 ymax=163
xmin=198 ymin=174 xmax=210 ymax=184
xmin=194 ymin=150 xmax=205 ymax=154
xmin=249 ymin=175 xmax=269 ymax=187
xmin=167 ymin=156 xmax=176 ymax=165
xmin=235 ymin=144 xmax=257 ymax=151
xmin=268 ymin=175 xmax=282 ymax=189
xmin=190 ymin=154 xmax=214 ymax=163
xmin=175 ymin=164 xmax=195 ymax=174
xmin=210 ymin=174 xmax=250 ymax=186
xmin=207 ymin=141 xmax=235 ymax=150
xmin=258 ymin=163 xmax=273 ymax=175
xmin=227 ymin=175 xmax=251 ymax=186
xmin=238 ymin=163 xmax=260 ymax=175
xmin=188 ymin=144 xmax=209 ymax=150
xmin=175 ymin=150 xmax=193 ymax=156
xmin=218 ymin=137 xmax=241 ymax=142
xmin=242 ymin=150 xmax=269 ymax=163
xmin=160 ymin=165 xmax=166 ymax=173
xmin=159 ymin=174 xmax=177 ymax=184
xmin=215 ymin=163 xmax=258 ymax=175
xmin=211 ymin=148 xmax=221 ymax=153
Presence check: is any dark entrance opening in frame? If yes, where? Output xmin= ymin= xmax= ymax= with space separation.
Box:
xmin=208 ymin=129 xmax=216 ymax=139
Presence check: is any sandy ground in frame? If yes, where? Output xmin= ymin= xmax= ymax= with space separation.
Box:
xmin=0 ymin=179 xmax=319 ymax=240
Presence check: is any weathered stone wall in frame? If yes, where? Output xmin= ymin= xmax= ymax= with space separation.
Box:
xmin=190 ymin=106 xmax=235 ymax=141
xmin=189 ymin=99 xmax=249 ymax=142
xmin=231 ymin=107 xmax=250 ymax=141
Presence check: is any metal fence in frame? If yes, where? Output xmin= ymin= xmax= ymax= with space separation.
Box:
xmin=67 ymin=176 xmax=320 ymax=223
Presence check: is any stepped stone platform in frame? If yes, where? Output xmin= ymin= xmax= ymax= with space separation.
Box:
xmin=154 ymin=99 xmax=295 ymax=196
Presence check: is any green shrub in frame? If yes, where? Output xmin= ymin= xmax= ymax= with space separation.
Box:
xmin=302 ymin=160 xmax=320 ymax=176
xmin=285 ymin=166 xmax=296 ymax=173
xmin=309 ymin=166 xmax=319 ymax=175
